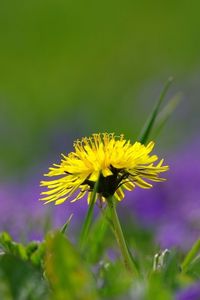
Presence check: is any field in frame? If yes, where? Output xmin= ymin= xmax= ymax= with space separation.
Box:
xmin=1 ymin=1 xmax=200 ymax=299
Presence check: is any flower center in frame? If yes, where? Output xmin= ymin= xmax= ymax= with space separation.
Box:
xmin=84 ymin=166 xmax=128 ymax=198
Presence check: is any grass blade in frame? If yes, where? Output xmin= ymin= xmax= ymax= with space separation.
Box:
xmin=152 ymin=92 xmax=181 ymax=139
xmin=138 ymin=76 xmax=173 ymax=144
xmin=181 ymin=239 xmax=200 ymax=273
xmin=60 ymin=213 xmax=73 ymax=234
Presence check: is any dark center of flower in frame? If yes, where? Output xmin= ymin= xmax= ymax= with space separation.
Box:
xmin=84 ymin=166 xmax=128 ymax=198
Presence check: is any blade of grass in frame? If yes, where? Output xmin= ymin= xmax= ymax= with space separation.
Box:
xmin=181 ymin=239 xmax=200 ymax=273
xmin=60 ymin=213 xmax=73 ymax=234
xmin=152 ymin=93 xmax=181 ymax=139
xmin=138 ymin=76 xmax=174 ymax=144
xmin=79 ymin=176 xmax=100 ymax=250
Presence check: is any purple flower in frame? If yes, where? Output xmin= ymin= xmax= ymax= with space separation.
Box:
xmin=176 ymin=283 xmax=200 ymax=300
xmin=0 ymin=175 xmax=88 ymax=241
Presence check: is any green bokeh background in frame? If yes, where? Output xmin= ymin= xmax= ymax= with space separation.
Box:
xmin=1 ymin=0 xmax=200 ymax=177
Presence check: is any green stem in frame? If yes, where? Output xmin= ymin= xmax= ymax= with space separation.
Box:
xmin=107 ymin=195 xmax=138 ymax=275
xmin=79 ymin=177 xmax=100 ymax=250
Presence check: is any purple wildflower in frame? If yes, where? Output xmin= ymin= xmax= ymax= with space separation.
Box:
xmin=176 ymin=283 xmax=200 ymax=300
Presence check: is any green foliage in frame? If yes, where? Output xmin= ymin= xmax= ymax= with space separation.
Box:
xmin=181 ymin=239 xmax=200 ymax=273
xmin=138 ymin=77 xmax=173 ymax=144
xmin=152 ymin=92 xmax=182 ymax=140
xmin=184 ymin=255 xmax=200 ymax=280
xmin=144 ymin=251 xmax=180 ymax=300
xmin=0 ymin=232 xmax=27 ymax=260
xmin=0 ymin=232 xmax=45 ymax=268
xmin=45 ymin=231 xmax=99 ymax=300
xmin=146 ymin=272 xmax=173 ymax=300
xmin=0 ymin=254 xmax=49 ymax=300
xmin=27 ymin=241 xmax=46 ymax=268
xmin=98 ymin=260 xmax=133 ymax=299
xmin=179 ymin=239 xmax=200 ymax=281
xmin=83 ymin=213 xmax=109 ymax=263
xmin=1 ymin=229 xmax=200 ymax=299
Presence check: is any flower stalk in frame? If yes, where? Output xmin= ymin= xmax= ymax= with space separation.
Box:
xmin=107 ymin=195 xmax=138 ymax=275
xmin=79 ymin=178 xmax=99 ymax=250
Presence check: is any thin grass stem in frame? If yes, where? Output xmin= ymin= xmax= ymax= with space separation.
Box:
xmin=138 ymin=76 xmax=173 ymax=144
xmin=79 ymin=177 xmax=100 ymax=250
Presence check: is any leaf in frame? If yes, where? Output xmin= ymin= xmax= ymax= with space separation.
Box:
xmin=0 ymin=232 xmax=45 ymax=269
xmin=146 ymin=272 xmax=173 ymax=300
xmin=181 ymin=239 xmax=200 ymax=273
xmin=183 ymin=255 xmax=200 ymax=280
xmin=161 ymin=250 xmax=181 ymax=288
xmin=138 ymin=77 xmax=173 ymax=144
xmin=26 ymin=241 xmax=46 ymax=268
xmin=0 ymin=254 xmax=49 ymax=300
xmin=144 ymin=250 xmax=181 ymax=300
xmin=98 ymin=260 xmax=133 ymax=298
xmin=83 ymin=212 xmax=109 ymax=263
xmin=45 ymin=231 xmax=99 ymax=300
xmin=152 ymin=92 xmax=181 ymax=139
xmin=0 ymin=232 xmax=27 ymax=260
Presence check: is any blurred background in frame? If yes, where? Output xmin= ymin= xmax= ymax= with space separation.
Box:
xmin=0 ymin=0 xmax=200 ymax=248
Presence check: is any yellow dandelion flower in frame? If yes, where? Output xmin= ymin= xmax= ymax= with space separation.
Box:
xmin=40 ymin=133 xmax=169 ymax=205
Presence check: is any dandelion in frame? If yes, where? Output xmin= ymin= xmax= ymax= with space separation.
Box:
xmin=40 ymin=133 xmax=169 ymax=205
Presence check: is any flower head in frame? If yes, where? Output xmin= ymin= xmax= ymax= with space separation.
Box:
xmin=40 ymin=133 xmax=169 ymax=205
